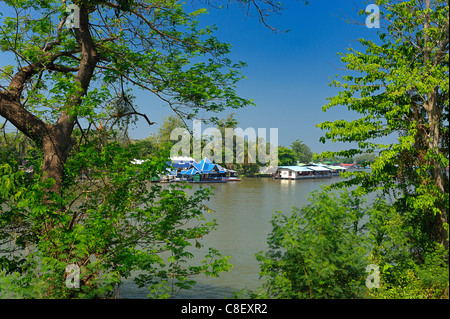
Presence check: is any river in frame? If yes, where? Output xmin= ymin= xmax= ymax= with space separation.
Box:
xmin=118 ymin=175 xmax=351 ymax=299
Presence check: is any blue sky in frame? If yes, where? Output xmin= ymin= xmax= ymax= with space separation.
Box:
xmin=130 ymin=0 xmax=389 ymax=153
xmin=1 ymin=1 xmax=394 ymax=154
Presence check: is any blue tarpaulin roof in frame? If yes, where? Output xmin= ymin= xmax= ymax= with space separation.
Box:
xmin=173 ymin=162 xmax=191 ymax=169
xmin=179 ymin=158 xmax=225 ymax=175
xmin=181 ymin=168 xmax=200 ymax=175
xmin=192 ymin=158 xmax=224 ymax=174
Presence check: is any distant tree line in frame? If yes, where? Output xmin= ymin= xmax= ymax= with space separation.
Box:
xmin=277 ymin=139 xmax=378 ymax=167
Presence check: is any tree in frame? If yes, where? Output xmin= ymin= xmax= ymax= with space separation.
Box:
xmin=129 ymin=115 xmax=186 ymax=159
xmin=290 ymin=139 xmax=312 ymax=164
xmin=0 ymin=0 xmax=255 ymax=194
xmin=354 ymin=153 xmax=377 ymax=166
xmin=277 ymin=146 xmax=297 ymax=166
xmin=318 ymin=0 xmax=449 ymax=249
xmin=208 ymin=113 xmax=272 ymax=176
xmin=131 ymin=134 xmax=158 ymax=158
xmin=0 ymin=0 xmax=304 ymax=298
xmin=156 ymin=115 xmax=186 ymax=147
xmin=0 ymin=129 xmax=23 ymax=165
xmin=254 ymin=190 xmax=370 ymax=299
xmin=216 ymin=113 xmax=239 ymax=169
xmin=316 ymin=0 xmax=448 ymax=298
xmin=253 ymin=190 xmax=448 ymax=300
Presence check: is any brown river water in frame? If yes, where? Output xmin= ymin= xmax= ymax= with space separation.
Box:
xmin=118 ymin=175 xmax=350 ymax=299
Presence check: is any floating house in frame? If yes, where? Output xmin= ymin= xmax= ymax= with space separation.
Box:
xmin=170 ymin=156 xmax=197 ymax=174
xmin=306 ymin=164 xmax=332 ymax=178
xmin=160 ymin=168 xmax=178 ymax=183
xmin=156 ymin=156 xmax=196 ymax=182
xmin=131 ymin=156 xmax=240 ymax=183
xmin=180 ymin=158 xmax=228 ymax=183
xmin=222 ymin=169 xmax=241 ymax=181
xmin=171 ymin=156 xmax=196 ymax=168
xmin=275 ymin=163 xmax=335 ymax=179
xmin=275 ymin=166 xmax=315 ymax=180
xmin=326 ymin=165 xmax=348 ymax=176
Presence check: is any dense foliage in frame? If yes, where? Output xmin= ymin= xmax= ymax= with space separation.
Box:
xmin=318 ymin=0 xmax=449 ymax=247
xmin=317 ymin=0 xmax=449 ymax=298
xmin=254 ymin=190 xmax=370 ymax=299
xmin=251 ymin=187 xmax=448 ymax=299
xmin=0 ymin=0 xmax=269 ymax=298
xmin=290 ymin=139 xmax=312 ymax=164
xmin=253 ymin=0 xmax=449 ymax=299
xmin=0 ymin=131 xmax=231 ymax=298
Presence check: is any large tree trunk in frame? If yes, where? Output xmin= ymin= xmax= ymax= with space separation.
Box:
xmin=1 ymin=4 xmax=97 ymax=196
xmin=425 ymin=96 xmax=448 ymax=249
xmin=41 ymin=123 xmax=75 ymax=194
xmin=422 ymin=0 xmax=448 ymax=250
xmin=41 ymin=3 xmax=98 ymax=195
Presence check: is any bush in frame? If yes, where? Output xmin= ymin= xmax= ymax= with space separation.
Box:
xmin=253 ymin=189 xmax=370 ymax=298
xmin=250 ymin=189 xmax=449 ymax=299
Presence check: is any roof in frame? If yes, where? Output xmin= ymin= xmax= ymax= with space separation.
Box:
xmin=340 ymin=163 xmax=355 ymax=167
xmin=186 ymin=158 xmax=226 ymax=174
xmin=172 ymin=162 xmax=191 ymax=169
xmin=170 ymin=156 xmax=196 ymax=163
xmin=306 ymin=166 xmax=331 ymax=171
xmin=327 ymin=165 xmax=347 ymax=170
xmin=278 ymin=166 xmax=313 ymax=172
xmin=181 ymin=168 xmax=200 ymax=175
